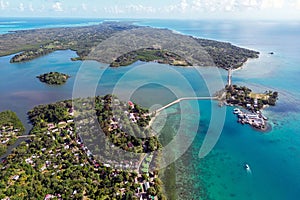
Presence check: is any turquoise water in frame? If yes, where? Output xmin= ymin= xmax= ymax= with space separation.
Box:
xmin=0 ymin=18 xmax=104 ymax=34
xmin=1 ymin=19 xmax=300 ymax=199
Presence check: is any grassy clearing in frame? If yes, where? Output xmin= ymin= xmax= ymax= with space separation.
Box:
xmin=249 ymin=93 xmax=269 ymax=100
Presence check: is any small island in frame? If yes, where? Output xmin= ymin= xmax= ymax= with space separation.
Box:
xmin=110 ymin=48 xmax=192 ymax=67
xmin=37 ymin=72 xmax=70 ymax=85
xmin=222 ymin=69 xmax=278 ymax=130
xmin=0 ymin=110 xmax=25 ymax=155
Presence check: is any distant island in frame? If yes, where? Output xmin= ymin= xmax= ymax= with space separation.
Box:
xmin=0 ymin=110 xmax=25 ymax=155
xmin=37 ymin=72 xmax=70 ymax=85
xmin=0 ymin=22 xmax=259 ymax=70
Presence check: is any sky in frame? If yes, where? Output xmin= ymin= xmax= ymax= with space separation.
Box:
xmin=0 ymin=0 xmax=300 ymax=20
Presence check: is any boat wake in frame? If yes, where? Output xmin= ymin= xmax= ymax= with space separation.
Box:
xmin=246 ymin=168 xmax=252 ymax=175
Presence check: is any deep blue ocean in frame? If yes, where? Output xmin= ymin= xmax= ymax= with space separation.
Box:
xmin=0 ymin=18 xmax=300 ymax=200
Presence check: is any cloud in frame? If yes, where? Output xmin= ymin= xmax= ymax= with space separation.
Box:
xmin=17 ymin=0 xmax=295 ymax=19
xmin=125 ymin=4 xmax=156 ymax=13
xmin=103 ymin=4 xmax=157 ymax=15
xmin=29 ymin=3 xmax=34 ymax=12
xmin=180 ymin=0 xmax=189 ymax=12
xmin=164 ymin=4 xmax=177 ymax=13
xmin=261 ymin=0 xmax=284 ymax=9
xmin=240 ymin=0 xmax=258 ymax=8
xmin=0 ymin=0 xmax=9 ymax=10
xmin=163 ymin=0 xmax=190 ymax=14
xmin=52 ymin=2 xmax=63 ymax=12
xmin=71 ymin=7 xmax=78 ymax=12
xmin=82 ymin=3 xmax=87 ymax=11
xmin=193 ymin=0 xmax=202 ymax=7
xmin=296 ymin=0 xmax=300 ymax=9
xmin=104 ymin=6 xmax=124 ymax=14
xmin=19 ymin=3 xmax=24 ymax=11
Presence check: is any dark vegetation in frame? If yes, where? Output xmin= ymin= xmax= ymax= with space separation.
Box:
xmin=225 ymin=85 xmax=278 ymax=111
xmin=110 ymin=48 xmax=192 ymax=67
xmin=194 ymin=38 xmax=259 ymax=69
xmin=37 ymin=72 xmax=70 ymax=85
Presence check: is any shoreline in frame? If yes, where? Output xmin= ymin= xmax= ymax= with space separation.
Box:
xmin=0 ymin=19 xmax=284 ymax=200
xmin=156 ymin=116 xmax=179 ymax=200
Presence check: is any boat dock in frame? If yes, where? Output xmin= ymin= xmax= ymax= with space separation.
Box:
xmin=233 ymin=108 xmax=267 ymax=130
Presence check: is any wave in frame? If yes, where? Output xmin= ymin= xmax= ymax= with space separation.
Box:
xmin=0 ymin=25 xmax=18 ymax=28
xmin=0 ymin=21 xmax=27 ymax=24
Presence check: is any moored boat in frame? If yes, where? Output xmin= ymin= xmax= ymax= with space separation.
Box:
xmin=233 ymin=108 xmax=241 ymax=114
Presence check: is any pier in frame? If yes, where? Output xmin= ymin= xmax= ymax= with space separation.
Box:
xmin=154 ymin=96 xmax=218 ymax=113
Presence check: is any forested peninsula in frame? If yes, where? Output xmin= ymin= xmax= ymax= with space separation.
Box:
xmin=0 ymin=22 xmax=259 ymax=70
xmin=0 ymin=95 xmax=164 ymax=199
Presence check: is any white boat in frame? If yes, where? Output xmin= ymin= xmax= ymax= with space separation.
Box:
xmin=261 ymin=114 xmax=268 ymax=120
xmin=233 ymin=108 xmax=241 ymax=114
xmin=244 ymin=164 xmax=250 ymax=170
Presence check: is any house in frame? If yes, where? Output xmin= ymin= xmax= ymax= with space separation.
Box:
xmin=129 ymin=113 xmax=137 ymax=122
xmin=12 ymin=175 xmax=20 ymax=181
xmin=46 ymin=161 xmax=51 ymax=166
xmin=254 ymin=98 xmax=258 ymax=105
xmin=128 ymin=142 xmax=134 ymax=148
xmin=25 ymin=158 xmax=33 ymax=164
xmin=58 ymin=121 xmax=67 ymax=128
xmin=67 ymin=119 xmax=74 ymax=123
xmin=128 ymin=101 xmax=135 ymax=109
xmin=69 ymin=108 xmax=74 ymax=116
xmin=52 ymin=128 xmax=59 ymax=133
xmin=40 ymin=165 xmax=47 ymax=172
xmin=47 ymin=123 xmax=55 ymax=130
xmin=44 ymin=194 xmax=54 ymax=200
xmin=144 ymin=182 xmax=150 ymax=191
xmin=1 ymin=138 xmax=10 ymax=144
xmin=104 ymin=164 xmax=111 ymax=168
